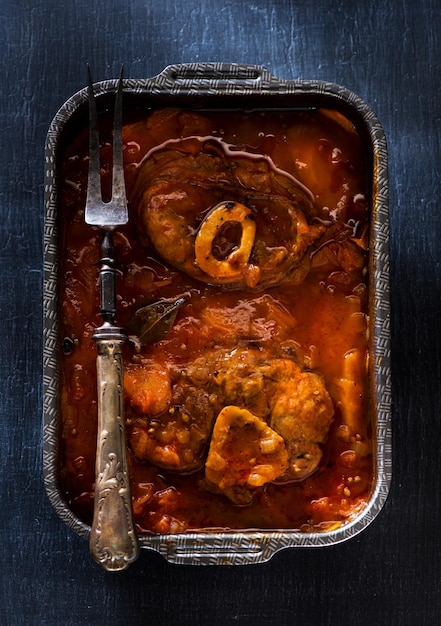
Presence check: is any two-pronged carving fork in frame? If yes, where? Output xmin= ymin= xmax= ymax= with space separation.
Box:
xmin=85 ymin=67 xmax=139 ymax=571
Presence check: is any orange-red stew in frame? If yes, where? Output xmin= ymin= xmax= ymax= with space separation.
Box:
xmin=59 ymin=107 xmax=372 ymax=534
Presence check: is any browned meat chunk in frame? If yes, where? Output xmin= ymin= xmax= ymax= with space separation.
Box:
xmin=125 ymin=360 xmax=220 ymax=472
xmin=269 ymin=371 xmax=335 ymax=480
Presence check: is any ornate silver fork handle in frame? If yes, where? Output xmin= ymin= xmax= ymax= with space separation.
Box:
xmin=86 ymin=68 xmax=139 ymax=571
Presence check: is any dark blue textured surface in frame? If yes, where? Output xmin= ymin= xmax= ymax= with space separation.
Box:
xmin=1 ymin=1 xmax=440 ymax=624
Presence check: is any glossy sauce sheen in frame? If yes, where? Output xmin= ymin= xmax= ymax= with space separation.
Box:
xmin=59 ymin=107 xmax=372 ymax=534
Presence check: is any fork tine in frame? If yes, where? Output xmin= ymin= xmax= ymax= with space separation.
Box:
xmin=85 ymin=66 xmax=128 ymax=227
xmin=86 ymin=66 xmax=102 ymax=210
xmin=111 ymin=65 xmax=126 ymax=205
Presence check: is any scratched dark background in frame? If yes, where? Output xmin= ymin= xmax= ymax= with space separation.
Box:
xmin=1 ymin=0 xmax=440 ymax=624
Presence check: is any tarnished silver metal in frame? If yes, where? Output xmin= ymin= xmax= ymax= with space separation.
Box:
xmin=85 ymin=67 xmax=139 ymax=571
xmin=44 ymin=63 xmax=391 ymax=567
xmin=86 ymin=66 xmax=128 ymax=228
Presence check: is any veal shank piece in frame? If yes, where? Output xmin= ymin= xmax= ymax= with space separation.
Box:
xmin=132 ymin=136 xmax=325 ymax=290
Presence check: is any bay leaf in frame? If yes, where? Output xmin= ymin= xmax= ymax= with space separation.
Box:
xmin=128 ymin=293 xmax=190 ymax=345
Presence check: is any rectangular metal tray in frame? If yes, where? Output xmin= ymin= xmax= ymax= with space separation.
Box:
xmin=43 ymin=63 xmax=391 ymax=565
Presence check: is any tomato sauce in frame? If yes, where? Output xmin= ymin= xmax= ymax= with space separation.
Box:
xmin=59 ymin=106 xmax=372 ymax=534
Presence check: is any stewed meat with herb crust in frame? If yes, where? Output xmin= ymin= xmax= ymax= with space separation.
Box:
xmin=125 ymin=346 xmax=334 ymax=502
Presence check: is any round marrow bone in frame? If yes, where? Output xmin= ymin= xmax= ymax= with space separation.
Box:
xmin=194 ymin=201 xmax=257 ymax=280
xmin=204 ymin=405 xmax=289 ymax=504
